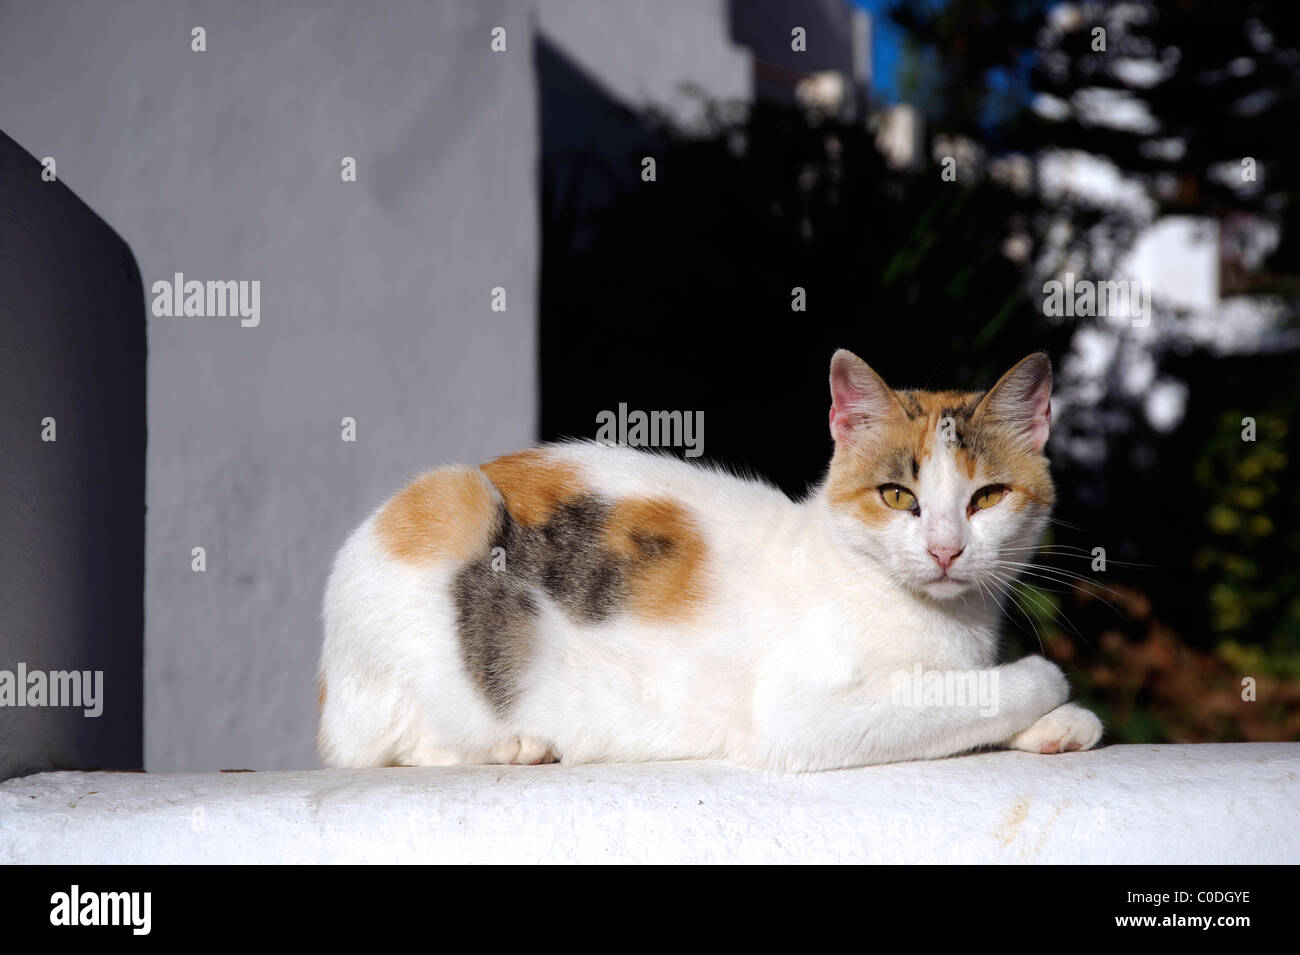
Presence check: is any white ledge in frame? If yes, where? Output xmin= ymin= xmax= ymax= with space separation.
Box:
xmin=2 ymin=744 xmax=1297 ymax=864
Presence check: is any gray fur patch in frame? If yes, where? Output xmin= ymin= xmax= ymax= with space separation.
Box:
xmin=883 ymin=448 xmax=912 ymax=484
xmin=452 ymin=494 xmax=638 ymax=712
xmin=452 ymin=544 xmax=538 ymax=713
xmin=897 ymin=392 xmax=924 ymax=419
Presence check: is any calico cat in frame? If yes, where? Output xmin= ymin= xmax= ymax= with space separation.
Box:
xmin=318 ymin=350 xmax=1102 ymax=772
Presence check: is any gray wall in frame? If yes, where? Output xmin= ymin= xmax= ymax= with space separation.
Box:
xmin=0 ymin=0 xmax=538 ymax=771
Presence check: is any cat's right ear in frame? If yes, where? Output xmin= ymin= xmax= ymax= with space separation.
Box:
xmin=829 ymin=350 xmax=901 ymax=445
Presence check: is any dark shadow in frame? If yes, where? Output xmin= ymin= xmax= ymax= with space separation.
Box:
xmin=0 ymin=130 xmax=146 ymax=779
xmin=535 ymin=33 xmax=1051 ymax=498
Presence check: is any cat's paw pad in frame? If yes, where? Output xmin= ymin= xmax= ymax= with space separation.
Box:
xmin=1008 ymin=702 xmax=1102 ymax=754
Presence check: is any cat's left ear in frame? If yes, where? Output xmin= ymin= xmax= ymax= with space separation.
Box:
xmin=975 ymin=353 xmax=1053 ymax=452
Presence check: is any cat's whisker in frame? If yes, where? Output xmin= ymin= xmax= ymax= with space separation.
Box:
xmin=973 ymin=574 xmax=991 ymax=617
xmin=986 ymin=566 xmax=1105 ymax=654
xmin=999 ymin=544 xmax=1096 ymax=556
xmin=986 ymin=565 xmax=1082 ymax=648
xmin=994 ymin=570 xmax=1076 ymax=596
xmin=1045 ymin=516 xmax=1097 ymax=534
xmin=991 ymin=569 xmax=1092 ymax=649
xmin=992 ymin=559 xmax=1133 ymax=620
xmin=980 ymin=570 xmax=1046 ymax=655
xmin=993 ymin=556 xmax=1127 ymax=589
xmin=996 ymin=544 xmax=1154 ymax=568
xmin=993 ymin=566 xmax=1131 ymax=626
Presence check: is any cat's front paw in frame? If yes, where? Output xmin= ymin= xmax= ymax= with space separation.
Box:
xmin=1005 ymin=654 xmax=1069 ymax=716
xmin=1008 ymin=702 xmax=1102 ymax=754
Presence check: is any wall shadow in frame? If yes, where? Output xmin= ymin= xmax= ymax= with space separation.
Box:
xmin=0 ymin=131 xmax=145 ymax=779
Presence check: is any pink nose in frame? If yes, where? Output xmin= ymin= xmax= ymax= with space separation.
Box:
xmin=928 ymin=545 xmax=964 ymax=572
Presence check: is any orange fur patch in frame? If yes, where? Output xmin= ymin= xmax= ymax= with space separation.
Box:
xmin=827 ymin=455 xmax=893 ymax=528
xmin=827 ymin=406 xmax=933 ymax=527
xmin=976 ymin=436 xmax=1054 ymax=509
xmin=955 ymin=447 xmax=980 ymax=479
xmin=480 ymin=449 xmax=584 ymax=526
xmin=376 ymin=466 xmax=499 ymax=564
xmin=317 ymin=677 xmax=326 ymax=709
xmin=603 ymin=497 xmax=707 ymax=620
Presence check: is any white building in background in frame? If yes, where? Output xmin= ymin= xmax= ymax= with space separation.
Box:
xmin=537 ymin=0 xmax=872 ymax=123
xmin=1035 ymin=139 xmax=1294 ymax=452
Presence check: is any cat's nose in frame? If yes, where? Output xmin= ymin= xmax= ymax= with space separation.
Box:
xmin=928 ymin=545 xmax=964 ymax=572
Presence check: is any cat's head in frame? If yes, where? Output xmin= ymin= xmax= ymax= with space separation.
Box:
xmin=824 ymin=350 xmax=1054 ymax=601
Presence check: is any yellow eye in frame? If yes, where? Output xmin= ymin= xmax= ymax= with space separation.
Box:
xmin=881 ymin=485 xmax=918 ymax=511
xmin=971 ymin=485 xmax=1006 ymax=511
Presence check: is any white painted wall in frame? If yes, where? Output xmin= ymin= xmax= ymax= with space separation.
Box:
xmin=0 ymin=0 xmax=538 ymax=771
xmin=536 ymin=0 xmax=751 ymax=125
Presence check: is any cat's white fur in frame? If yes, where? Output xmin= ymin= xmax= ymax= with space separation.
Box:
xmin=320 ymin=365 xmax=1102 ymax=772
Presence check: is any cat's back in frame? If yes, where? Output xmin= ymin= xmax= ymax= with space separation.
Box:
xmin=327 ymin=440 xmax=793 ymax=623
xmin=530 ymin=439 xmax=792 ymax=515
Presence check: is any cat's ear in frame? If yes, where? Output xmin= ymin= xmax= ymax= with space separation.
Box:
xmin=975 ymin=352 xmax=1052 ymax=452
xmin=829 ymin=349 xmax=903 ymax=445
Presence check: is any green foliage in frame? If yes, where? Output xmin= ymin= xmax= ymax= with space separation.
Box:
xmin=1194 ymin=410 xmax=1300 ymax=670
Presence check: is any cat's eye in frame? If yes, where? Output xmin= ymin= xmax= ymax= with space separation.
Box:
xmin=970 ymin=485 xmax=1006 ymax=511
xmin=880 ymin=485 xmax=918 ymax=513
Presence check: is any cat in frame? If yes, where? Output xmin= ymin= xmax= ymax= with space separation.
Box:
xmin=318 ymin=350 xmax=1102 ymax=773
